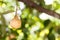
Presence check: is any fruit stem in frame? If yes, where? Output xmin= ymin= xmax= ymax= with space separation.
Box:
xmin=15 ymin=0 xmax=18 ymax=15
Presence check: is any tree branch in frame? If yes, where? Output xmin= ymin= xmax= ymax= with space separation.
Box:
xmin=0 ymin=10 xmax=14 ymax=15
xmin=18 ymin=0 xmax=60 ymax=19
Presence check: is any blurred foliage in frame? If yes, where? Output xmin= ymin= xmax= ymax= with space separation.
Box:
xmin=0 ymin=0 xmax=60 ymax=40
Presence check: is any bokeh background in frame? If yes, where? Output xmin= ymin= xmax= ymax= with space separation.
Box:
xmin=0 ymin=0 xmax=60 ymax=40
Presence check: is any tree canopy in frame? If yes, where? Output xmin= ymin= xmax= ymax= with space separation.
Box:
xmin=0 ymin=0 xmax=60 ymax=40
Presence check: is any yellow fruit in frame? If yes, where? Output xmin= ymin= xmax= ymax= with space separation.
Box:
xmin=10 ymin=15 xmax=21 ymax=29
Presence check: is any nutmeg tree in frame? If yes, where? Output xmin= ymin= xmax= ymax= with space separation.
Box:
xmin=0 ymin=0 xmax=60 ymax=40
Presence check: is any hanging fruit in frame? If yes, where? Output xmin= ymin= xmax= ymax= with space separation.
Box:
xmin=10 ymin=15 xmax=21 ymax=29
xmin=10 ymin=0 xmax=21 ymax=29
xmin=6 ymin=33 xmax=16 ymax=40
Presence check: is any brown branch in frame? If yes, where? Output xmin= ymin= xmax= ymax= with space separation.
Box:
xmin=18 ymin=0 xmax=60 ymax=19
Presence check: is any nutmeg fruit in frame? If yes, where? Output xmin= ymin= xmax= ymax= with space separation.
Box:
xmin=10 ymin=15 xmax=21 ymax=29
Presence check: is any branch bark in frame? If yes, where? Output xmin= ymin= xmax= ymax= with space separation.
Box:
xmin=18 ymin=0 xmax=60 ymax=19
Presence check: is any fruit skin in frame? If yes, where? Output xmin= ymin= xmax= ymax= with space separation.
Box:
xmin=10 ymin=15 xmax=21 ymax=29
